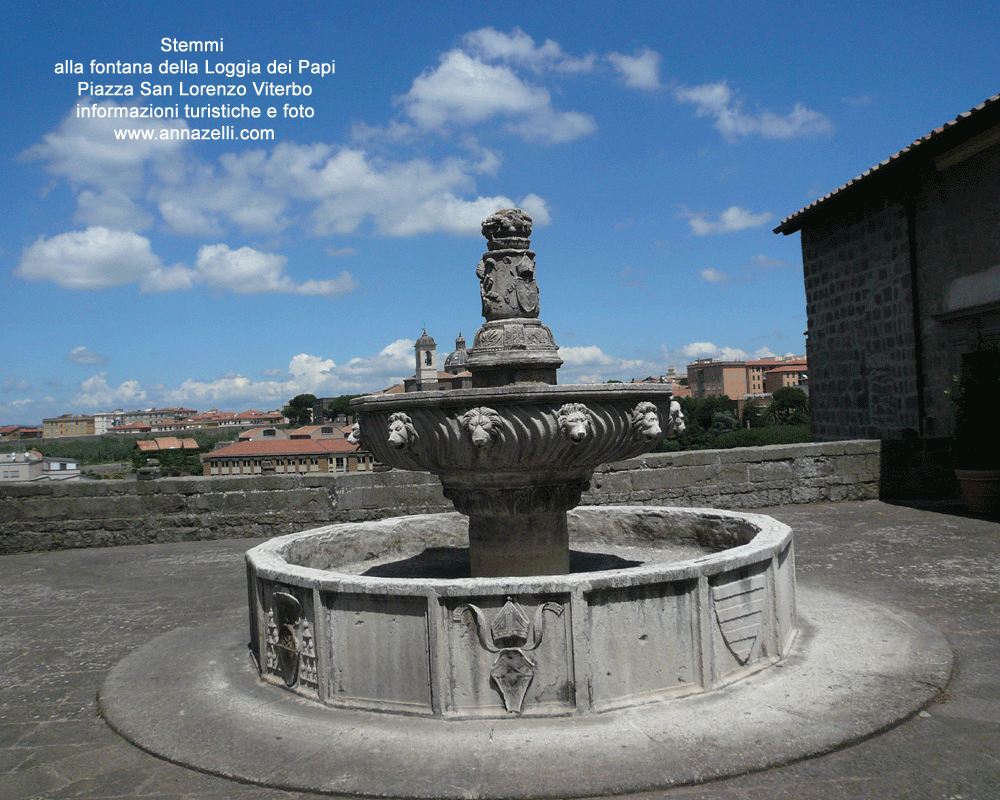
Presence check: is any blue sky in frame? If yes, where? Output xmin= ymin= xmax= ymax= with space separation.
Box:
xmin=3 ymin=0 xmax=997 ymax=424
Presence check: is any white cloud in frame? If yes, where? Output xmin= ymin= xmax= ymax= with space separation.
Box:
xmin=556 ymin=345 xmax=648 ymax=384
xmin=17 ymin=227 xmax=163 ymax=290
xmin=606 ymin=47 xmax=662 ymax=90
xmin=25 ymin=102 xmax=554 ymax=247
xmin=675 ymin=82 xmax=832 ymax=140
xmin=20 ymin=100 xmax=188 ymax=190
xmin=2 ymin=378 xmax=30 ymax=392
xmin=399 ymin=49 xmax=596 ymax=144
xmin=15 ymin=227 xmax=358 ymax=298
xmin=74 ymin=373 xmax=146 ymax=408
xmin=67 ymin=346 xmax=108 ymax=366
xmin=461 ymin=27 xmax=596 ymax=73
xmin=700 ymin=268 xmax=729 ymax=283
xmin=194 ymin=244 xmax=359 ymax=297
xmin=747 ymin=254 xmax=787 ymax=271
xmin=686 ymin=206 xmax=773 ymax=235
xmin=675 ymin=342 xmax=750 ymax=361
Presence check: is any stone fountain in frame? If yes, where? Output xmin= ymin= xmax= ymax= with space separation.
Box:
xmin=100 ymin=209 xmax=952 ymax=800
xmin=243 ymin=210 xmax=797 ymax=719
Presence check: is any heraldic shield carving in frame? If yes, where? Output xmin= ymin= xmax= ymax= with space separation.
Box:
xmin=265 ymin=591 xmax=318 ymax=690
xmin=453 ymin=597 xmax=563 ymax=713
xmin=712 ymin=571 xmax=767 ymax=666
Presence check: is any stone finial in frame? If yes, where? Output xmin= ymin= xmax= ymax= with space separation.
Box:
xmin=476 ymin=209 xmax=540 ymax=321
xmin=481 ymin=208 xmax=532 ymax=251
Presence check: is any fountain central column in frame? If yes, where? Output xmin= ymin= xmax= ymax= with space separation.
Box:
xmin=441 ymin=473 xmax=590 ymax=576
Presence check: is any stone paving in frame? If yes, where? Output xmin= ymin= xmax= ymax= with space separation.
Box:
xmin=1 ymin=500 xmax=998 ymax=800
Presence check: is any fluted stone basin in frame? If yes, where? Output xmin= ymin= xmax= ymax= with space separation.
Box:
xmin=351 ymin=384 xmax=675 ymax=576
xmin=245 ymin=506 xmax=796 ymax=719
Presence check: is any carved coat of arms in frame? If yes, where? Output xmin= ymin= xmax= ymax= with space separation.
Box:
xmin=453 ymin=597 xmax=562 ymax=713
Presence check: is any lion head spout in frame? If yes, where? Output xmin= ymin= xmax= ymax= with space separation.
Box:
xmin=461 ymin=407 xmax=503 ymax=449
xmin=557 ymin=403 xmax=594 ymax=445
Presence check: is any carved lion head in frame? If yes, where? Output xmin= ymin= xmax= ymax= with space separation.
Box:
xmin=630 ymin=401 xmax=662 ymax=441
xmin=461 ymin=407 xmax=502 ymax=449
xmin=666 ymin=400 xmax=686 ymax=437
xmin=387 ymin=412 xmax=417 ymax=451
xmin=557 ymin=403 xmax=594 ymax=445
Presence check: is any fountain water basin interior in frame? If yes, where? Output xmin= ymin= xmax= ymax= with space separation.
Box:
xmin=245 ymin=506 xmax=796 ymax=719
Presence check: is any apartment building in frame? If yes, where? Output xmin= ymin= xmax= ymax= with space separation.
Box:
xmin=687 ymin=356 xmax=807 ymax=400
xmin=42 ymin=414 xmax=95 ymax=438
xmin=0 ymin=450 xmax=80 ymax=482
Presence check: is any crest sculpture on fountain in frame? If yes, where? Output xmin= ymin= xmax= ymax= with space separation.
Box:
xmin=468 ymin=208 xmax=563 ymax=388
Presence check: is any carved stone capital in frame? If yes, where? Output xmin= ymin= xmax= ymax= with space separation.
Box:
xmin=442 ymin=479 xmax=590 ymax=517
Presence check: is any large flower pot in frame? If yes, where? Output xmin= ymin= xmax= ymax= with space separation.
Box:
xmin=954 ymin=469 xmax=1000 ymax=514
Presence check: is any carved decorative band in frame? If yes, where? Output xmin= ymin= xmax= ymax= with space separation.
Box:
xmin=442 ymin=479 xmax=590 ymax=516
xmin=471 ymin=321 xmax=559 ymax=353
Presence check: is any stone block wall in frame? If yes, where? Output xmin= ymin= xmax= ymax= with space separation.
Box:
xmin=0 ymin=440 xmax=880 ymax=554
xmin=800 ymin=198 xmax=920 ymax=440
xmin=797 ymin=136 xmax=1000 ymax=443
xmin=911 ymin=141 xmax=1000 ymax=437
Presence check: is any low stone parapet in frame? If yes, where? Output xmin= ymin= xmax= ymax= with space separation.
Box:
xmin=0 ymin=440 xmax=880 ymax=554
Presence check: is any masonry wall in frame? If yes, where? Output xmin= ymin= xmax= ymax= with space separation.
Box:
xmin=0 ymin=440 xmax=880 ymax=554
xmin=800 ymin=198 xmax=920 ymax=440
xmin=911 ymin=139 xmax=1000 ymax=437
xmin=798 ymin=136 xmax=1000 ymax=442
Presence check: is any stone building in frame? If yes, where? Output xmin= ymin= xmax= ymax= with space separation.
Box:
xmin=403 ymin=331 xmax=473 ymax=392
xmin=775 ymin=93 xmax=1000 ymax=442
xmin=203 ymin=438 xmax=374 ymax=476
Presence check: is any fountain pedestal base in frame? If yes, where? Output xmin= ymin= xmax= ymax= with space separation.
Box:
xmin=468 ymin=511 xmax=570 ymax=577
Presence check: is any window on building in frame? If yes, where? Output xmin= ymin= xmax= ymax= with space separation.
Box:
xmin=264 ymin=429 xmax=276 ymax=437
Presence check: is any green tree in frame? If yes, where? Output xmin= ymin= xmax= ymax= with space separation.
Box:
xmin=765 ymin=387 xmax=810 ymax=425
xmin=284 ymin=393 xmax=317 ymax=426
xmin=708 ymin=410 xmax=739 ymax=436
xmin=323 ymin=394 xmax=364 ymax=422
xmin=741 ymin=399 xmax=766 ymax=428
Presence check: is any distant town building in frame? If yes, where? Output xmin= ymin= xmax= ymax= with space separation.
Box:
xmin=0 ymin=425 xmax=42 ymax=441
xmin=42 ymin=414 xmax=95 ymax=438
xmin=0 ymin=450 xmax=80 ymax=483
xmin=632 ymin=366 xmax=689 ymax=397
xmin=134 ymin=436 xmax=200 ymax=453
xmin=203 ymin=438 xmax=373 ymax=476
xmin=403 ymin=331 xmax=474 ymax=392
xmin=94 ymin=410 xmax=125 ymax=435
xmin=121 ymin=408 xmax=197 ymax=427
xmin=686 ymin=356 xmax=807 ymax=401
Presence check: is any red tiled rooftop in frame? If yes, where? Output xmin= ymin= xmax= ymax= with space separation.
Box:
xmin=206 ymin=439 xmax=360 ymax=458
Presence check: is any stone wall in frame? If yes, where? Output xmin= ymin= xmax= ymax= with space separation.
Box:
xmin=800 ymin=198 xmax=920 ymax=440
xmin=797 ymin=134 xmax=1000 ymax=442
xmin=0 ymin=440 xmax=880 ymax=554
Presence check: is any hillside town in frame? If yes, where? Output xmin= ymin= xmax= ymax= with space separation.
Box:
xmin=0 ymin=329 xmax=807 ymax=484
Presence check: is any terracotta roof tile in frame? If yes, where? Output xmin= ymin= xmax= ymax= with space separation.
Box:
xmin=205 ymin=439 xmax=361 ymax=459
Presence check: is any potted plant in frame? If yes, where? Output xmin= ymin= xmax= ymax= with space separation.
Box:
xmin=950 ymin=348 xmax=1000 ymax=514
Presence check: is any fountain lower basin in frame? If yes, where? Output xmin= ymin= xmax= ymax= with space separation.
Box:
xmin=246 ymin=505 xmax=796 ymax=719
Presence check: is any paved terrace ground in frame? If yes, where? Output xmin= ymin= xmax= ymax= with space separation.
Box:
xmin=2 ymin=499 xmax=998 ymax=800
